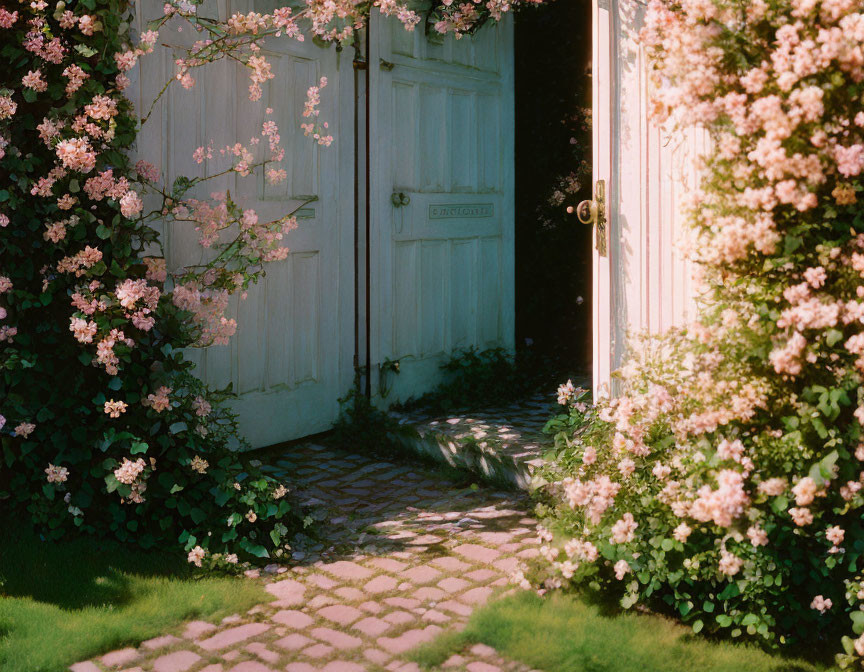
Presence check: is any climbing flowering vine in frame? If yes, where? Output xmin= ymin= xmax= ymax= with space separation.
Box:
xmin=0 ymin=0 xmax=536 ymax=561
xmin=535 ymin=0 xmax=864 ymax=664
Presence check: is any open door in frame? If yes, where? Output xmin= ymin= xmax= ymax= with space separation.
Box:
xmin=588 ymin=0 xmax=706 ymax=397
xmin=132 ymin=0 xmax=356 ymax=447
xmin=368 ymin=12 xmax=515 ymax=404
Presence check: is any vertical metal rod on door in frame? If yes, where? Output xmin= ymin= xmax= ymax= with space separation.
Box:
xmin=364 ymin=20 xmax=372 ymax=399
xmin=353 ymin=44 xmax=361 ymax=375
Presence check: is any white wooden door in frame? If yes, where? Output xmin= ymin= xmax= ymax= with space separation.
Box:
xmin=592 ymin=0 xmax=705 ymax=396
xmin=368 ymin=13 xmax=515 ymax=403
xmin=132 ymin=0 xmax=355 ymax=447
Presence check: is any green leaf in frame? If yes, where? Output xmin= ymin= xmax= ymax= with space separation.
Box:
xmin=105 ymin=473 xmax=119 ymax=493
xmin=75 ymin=44 xmax=98 ymax=57
xmin=770 ymin=495 xmax=788 ymax=514
xmin=692 ymin=619 xmax=704 ymax=634
xmin=242 ymin=542 xmax=269 ymax=558
xmin=784 ymin=235 xmax=803 ymax=254
xmin=168 ymin=422 xmax=188 ymax=435
xmin=820 ymin=450 xmax=840 ymax=479
xmin=130 ymin=441 xmax=148 ymax=455
xmin=95 ymin=224 xmax=112 ymax=239
xmin=851 ymin=611 xmax=864 ymax=635
xmin=826 ymin=329 xmax=844 ymax=346
xmin=718 ymin=583 xmax=740 ymax=600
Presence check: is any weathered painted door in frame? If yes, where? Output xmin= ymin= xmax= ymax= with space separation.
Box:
xmin=368 ymin=14 xmax=515 ymax=403
xmin=131 ymin=0 xmax=355 ymax=447
xmin=590 ymin=0 xmax=705 ymax=395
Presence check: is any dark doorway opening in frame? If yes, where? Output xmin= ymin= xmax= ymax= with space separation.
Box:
xmin=514 ymin=1 xmax=593 ymax=378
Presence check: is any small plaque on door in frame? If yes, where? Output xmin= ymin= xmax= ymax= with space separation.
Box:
xmin=429 ymin=203 xmax=494 ymax=220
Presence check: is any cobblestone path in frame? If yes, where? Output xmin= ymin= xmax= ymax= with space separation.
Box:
xmin=71 ymin=443 xmax=540 ymax=672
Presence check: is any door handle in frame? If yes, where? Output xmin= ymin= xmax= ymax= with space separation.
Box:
xmin=391 ymin=192 xmax=410 ymax=207
xmin=576 ymin=179 xmax=607 ymax=257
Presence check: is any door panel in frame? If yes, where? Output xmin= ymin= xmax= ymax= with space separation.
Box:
xmin=369 ymin=12 xmax=515 ymax=403
xmin=593 ymin=0 xmax=702 ymax=396
xmin=131 ymin=0 xmax=354 ymax=447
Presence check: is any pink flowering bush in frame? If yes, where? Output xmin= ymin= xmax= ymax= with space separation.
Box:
xmin=534 ymin=0 xmax=864 ymax=665
xmin=0 ymin=0 xmax=319 ymax=563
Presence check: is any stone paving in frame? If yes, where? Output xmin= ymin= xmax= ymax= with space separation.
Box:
xmin=70 ymin=443 xmax=541 ymax=672
xmin=388 ymin=393 xmax=560 ymax=490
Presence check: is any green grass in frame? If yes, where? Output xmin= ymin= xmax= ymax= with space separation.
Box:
xmin=411 ymin=592 xmax=830 ymax=672
xmin=0 ymin=523 xmax=269 ymax=672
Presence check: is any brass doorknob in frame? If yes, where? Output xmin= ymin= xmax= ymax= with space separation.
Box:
xmin=576 ymin=199 xmax=598 ymax=225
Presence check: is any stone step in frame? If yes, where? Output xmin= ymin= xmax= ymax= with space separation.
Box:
xmin=386 ymin=394 xmax=559 ymax=490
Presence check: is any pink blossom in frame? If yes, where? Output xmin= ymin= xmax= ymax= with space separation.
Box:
xmin=557 ymin=380 xmax=576 ymax=405
xmin=758 ymin=477 xmax=787 ymax=496
xmin=610 ymin=513 xmax=638 ymax=544
xmin=0 ymin=95 xmax=17 ymax=119
xmin=187 ymin=546 xmax=206 ymax=566
xmin=614 ymin=559 xmax=631 ymax=580
xmin=690 ymin=469 xmax=749 ymax=527
xmin=146 ymin=386 xmax=172 ymax=413
xmin=718 ymin=549 xmax=743 ymax=576
xmin=45 ymin=464 xmax=68 ymax=483
xmin=618 ymin=458 xmax=636 ymax=479
xmin=114 ymin=457 xmax=146 ymax=485
xmin=790 ymin=507 xmax=814 ymax=526
xmin=15 ymin=422 xmax=35 ymax=438
xmin=69 ymin=317 xmax=98 ymax=343
xmin=810 ymin=595 xmax=832 ymax=614
xmin=826 ymin=525 xmax=845 ymax=546
xmin=747 ymin=525 xmax=769 ymax=547
xmin=22 ymin=69 xmax=47 ymax=92
xmin=55 ymin=137 xmax=97 ymax=173
xmin=104 ymin=400 xmax=128 ymax=417
xmin=0 ymin=8 xmax=18 ymax=27
xmin=673 ymin=522 xmax=692 ymax=542
xmin=192 ymin=396 xmax=212 ymax=416
xmin=803 ymin=266 xmax=827 ymax=288
xmin=792 ymin=476 xmax=819 ymax=505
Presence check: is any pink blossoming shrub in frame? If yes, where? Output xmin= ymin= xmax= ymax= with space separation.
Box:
xmin=535 ymin=0 xmax=864 ymax=666
xmin=0 ymin=0 xmax=309 ymax=563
